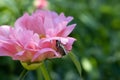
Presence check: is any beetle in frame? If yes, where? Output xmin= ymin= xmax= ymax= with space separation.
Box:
xmin=56 ymin=40 xmax=67 ymax=56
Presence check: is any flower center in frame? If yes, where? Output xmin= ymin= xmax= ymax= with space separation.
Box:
xmin=39 ymin=34 xmax=46 ymax=39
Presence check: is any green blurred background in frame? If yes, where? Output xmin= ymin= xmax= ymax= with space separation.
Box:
xmin=0 ymin=0 xmax=120 ymax=80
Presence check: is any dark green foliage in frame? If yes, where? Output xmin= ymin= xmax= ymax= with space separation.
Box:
xmin=0 ymin=0 xmax=120 ymax=80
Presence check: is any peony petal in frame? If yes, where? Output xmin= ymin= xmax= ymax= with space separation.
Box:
xmin=44 ymin=11 xmax=54 ymax=36
xmin=0 ymin=42 xmax=18 ymax=57
xmin=59 ymin=13 xmax=73 ymax=22
xmin=32 ymin=15 xmax=45 ymax=34
xmin=0 ymin=47 xmax=10 ymax=56
xmin=0 ymin=25 xmax=12 ymax=37
xmin=15 ymin=13 xmax=30 ymax=29
xmin=10 ymin=27 xmax=36 ymax=47
xmin=66 ymin=16 xmax=73 ymax=22
xmin=65 ymin=37 xmax=76 ymax=50
xmin=15 ymin=51 xmax=25 ymax=56
xmin=32 ymin=48 xmax=59 ymax=62
xmin=60 ymin=24 xmax=76 ymax=37
xmin=24 ymin=33 xmax=40 ymax=51
xmin=54 ymin=21 xmax=67 ymax=35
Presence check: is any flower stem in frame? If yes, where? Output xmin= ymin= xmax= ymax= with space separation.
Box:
xmin=19 ymin=69 xmax=28 ymax=80
xmin=37 ymin=66 xmax=44 ymax=80
xmin=69 ymin=52 xmax=83 ymax=79
xmin=40 ymin=62 xmax=51 ymax=80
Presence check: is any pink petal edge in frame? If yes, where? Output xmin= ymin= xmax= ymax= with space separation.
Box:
xmin=32 ymin=48 xmax=59 ymax=62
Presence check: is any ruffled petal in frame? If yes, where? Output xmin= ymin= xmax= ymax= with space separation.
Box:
xmin=0 ymin=47 xmax=10 ymax=56
xmin=0 ymin=25 xmax=11 ymax=37
xmin=15 ymin=13 xmax=31 ymax=29
xmin=65 ymin=37 xmax=76 ymax=50
xmin=32 ymin=48 xmax=60 ymax=62
xmin=15 ymin=13 xmax=44 ymax=34
xmin=44 ymin=11 xmax=55 ymax=36
xmin=0 ymin=42 xmax=18 ymax=57
xmin=59 ymin=24 xmax=76 ymax=37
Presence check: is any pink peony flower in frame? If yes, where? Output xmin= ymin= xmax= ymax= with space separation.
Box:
xmin=33 ymin=0 xmax=48 ymax=9
xmin=0 ymin=10 xmax=76 ymax=69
